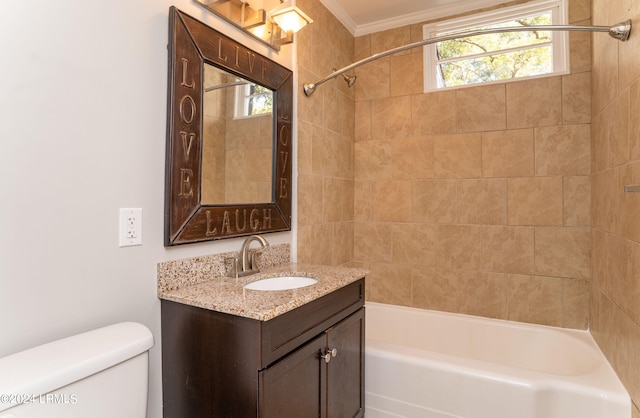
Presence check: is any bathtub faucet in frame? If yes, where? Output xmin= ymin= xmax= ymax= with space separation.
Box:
xmin=227 ymin=235 xmax=270 ymax=278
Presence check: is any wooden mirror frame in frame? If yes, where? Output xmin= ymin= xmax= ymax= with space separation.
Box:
xmin=165 ymin=7 xmax=292 ymax=246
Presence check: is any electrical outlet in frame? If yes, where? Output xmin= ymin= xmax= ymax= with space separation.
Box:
xmin=119 ymin=208 xmax=142 ymax=247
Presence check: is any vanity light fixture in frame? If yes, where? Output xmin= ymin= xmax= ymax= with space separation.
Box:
xmin=193 ymin=0 xmax=312 ymax=51
xmin=268 ymin=0 xmax=313 ymax=33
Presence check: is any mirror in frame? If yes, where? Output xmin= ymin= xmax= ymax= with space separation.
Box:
xmin=201 ymin=65 xmax=273 ymax=205
xmin=165 ymin=7 xmax=292 ymax=246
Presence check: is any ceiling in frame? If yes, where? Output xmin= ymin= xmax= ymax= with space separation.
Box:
xmin=318 ymin=0 xmax=510 ymax=36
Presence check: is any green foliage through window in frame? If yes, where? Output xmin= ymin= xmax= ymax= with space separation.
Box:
xmin=246 ymin=84 xmax=273 ymax=116
xmin=423 ymin=0 xmax=569 ymax=92
xmin=435 ymin=13 xmax=553 ymax=88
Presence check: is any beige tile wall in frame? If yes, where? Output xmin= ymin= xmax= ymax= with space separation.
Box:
xmin=295 ymin=0 xmax=640 ymax=412
xmin=353 ymin=1 xmax=593 ymax=329
xmin=224 ymin=112 xmax=273 ymax=204
xmin=296 ymin=0 xmax=355 ymax=266
xmin=202 ymin=66 xmax=227 ymax=204
xmin=590 ymin=0 xmax=640 ymax=414
xmin=201 ymin=69 xmax=272 ymax=204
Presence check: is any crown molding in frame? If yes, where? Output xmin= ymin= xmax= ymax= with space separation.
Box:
xmin=317 ymin=0 xmax=358 ymax=34
xmin=318 ymin=0 xmax=509 ymax=36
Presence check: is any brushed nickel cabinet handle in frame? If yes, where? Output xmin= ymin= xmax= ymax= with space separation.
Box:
xmin=321 ymin=348 xmax=338 ymax=363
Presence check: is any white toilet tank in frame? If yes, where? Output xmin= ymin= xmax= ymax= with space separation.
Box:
xmin=0 ymin=322 xmax=153 ymax=418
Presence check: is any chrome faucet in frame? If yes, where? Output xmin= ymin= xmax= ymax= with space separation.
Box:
xmin=228 ymin=235 xmax=270 ymax=278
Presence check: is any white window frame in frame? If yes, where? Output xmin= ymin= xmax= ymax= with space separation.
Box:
xmin=234 ymin=83 xmax=273 ymax=119
xmin=423 ymin=0 xmax=569 ymax=92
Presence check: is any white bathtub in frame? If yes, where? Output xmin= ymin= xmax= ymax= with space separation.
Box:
xmin=365 ymin=302 xmax=630 ymax=418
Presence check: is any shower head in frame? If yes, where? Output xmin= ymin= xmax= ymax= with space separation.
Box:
xmin=342 ymin=73 xmax=357 ymax=87
xmin=304 ymin=71 xmax=355 ymax=96
xmin=332 ymin=68 xmax=357 ymax=88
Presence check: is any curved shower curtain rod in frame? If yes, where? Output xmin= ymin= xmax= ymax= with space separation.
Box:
xmin=303 ymin=20 xmax=632 ymax=96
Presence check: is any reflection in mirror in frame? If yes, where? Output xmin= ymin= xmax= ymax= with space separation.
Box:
xmin=201 ymin=64 xmax=274 ymax=205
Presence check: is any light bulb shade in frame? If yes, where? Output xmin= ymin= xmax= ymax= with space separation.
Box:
xmin=194 ymin=0 xmax=312 ymax=50
xmin=269 ymin=2 xmax=313 ymax=33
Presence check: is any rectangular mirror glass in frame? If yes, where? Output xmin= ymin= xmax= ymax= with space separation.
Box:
xmin=202 ymin=64 xmax=274 ymax=205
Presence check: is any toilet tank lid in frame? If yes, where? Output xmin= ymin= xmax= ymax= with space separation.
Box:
xmin=0 ymin=322 xmax=153 ymax=411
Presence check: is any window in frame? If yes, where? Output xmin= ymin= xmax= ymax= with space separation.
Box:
xmin=234 ymin=82 xmax=273 ymax=119
xmin=423 ymin=0 xmax=568 ymax=91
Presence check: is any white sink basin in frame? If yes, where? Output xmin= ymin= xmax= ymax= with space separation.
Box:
xmin=244 ymin=276 xmax=318 ymax=291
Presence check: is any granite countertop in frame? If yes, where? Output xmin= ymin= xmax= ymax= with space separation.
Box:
xmin=158 ymin=261 xmax=367 ymax=321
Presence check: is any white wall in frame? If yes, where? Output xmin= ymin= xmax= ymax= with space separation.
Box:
xmin=0 ymin=1 xmax=294 ymax=416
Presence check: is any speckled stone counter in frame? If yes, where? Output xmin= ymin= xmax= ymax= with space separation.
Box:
xmin=157 ymin=245 xmax=367 ymax=321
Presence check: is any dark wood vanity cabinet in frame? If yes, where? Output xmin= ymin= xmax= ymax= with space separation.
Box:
xmin=161 ymin=279 xmax=365 ymax=418
xmin=260 ymin=309 xmax=365 ymax=418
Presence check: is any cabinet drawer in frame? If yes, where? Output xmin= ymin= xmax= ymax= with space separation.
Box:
xmin=260 ymin=279 xmax=364 ymax=368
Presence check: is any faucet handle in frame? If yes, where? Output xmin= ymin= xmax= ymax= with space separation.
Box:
xmin=225 ymin=257 xmax=240 ymax=279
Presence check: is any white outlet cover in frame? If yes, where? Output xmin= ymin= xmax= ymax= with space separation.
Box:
xmin=119 ymin=208 xmax=142 ymax=247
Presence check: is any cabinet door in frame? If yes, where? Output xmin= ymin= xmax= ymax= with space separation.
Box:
xmin=326 ymin=308 xmax=365 ymax=418
xmin=259 ymin=334 xmax=326 ymax=418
